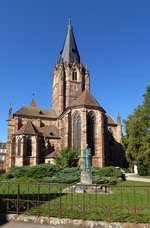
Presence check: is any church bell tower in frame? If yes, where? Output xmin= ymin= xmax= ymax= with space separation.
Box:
xmin=52 ymin=19 xmax=90 ymax=115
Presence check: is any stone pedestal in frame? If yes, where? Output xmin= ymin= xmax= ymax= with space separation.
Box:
xmin=80 ymin=170 xmax=92 ymax=185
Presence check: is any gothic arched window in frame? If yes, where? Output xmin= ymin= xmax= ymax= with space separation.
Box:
xmin=87 ymin=111 xmax=96 ymax=156
xmin=17 ymin=137 xmax=21 ymax=156
xmin=26 ymin=137 xmax=32 ymax=156
xmin=72 ymin=111 xmax=81 ymax=154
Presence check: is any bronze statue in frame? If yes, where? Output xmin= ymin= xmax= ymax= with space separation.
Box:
xmin=83 ymin=144 xmax=91 ymax=171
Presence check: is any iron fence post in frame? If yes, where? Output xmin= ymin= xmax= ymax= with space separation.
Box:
xmin=37 ymin=183 xmax=40 ymax=217
xmin=17 ymin=183 xmax=20 ymax=215
xmin=59 ymin=184 xmax=62 ymax=219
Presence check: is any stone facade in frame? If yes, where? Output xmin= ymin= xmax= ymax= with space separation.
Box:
xmin=0 ymin=142 xmax=7 ymax=170
xmin=5 ymin=20 xmax=126 ymax=170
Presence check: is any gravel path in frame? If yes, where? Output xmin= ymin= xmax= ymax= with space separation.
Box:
xmin=126 ymin=173 xmax=150 ymax=182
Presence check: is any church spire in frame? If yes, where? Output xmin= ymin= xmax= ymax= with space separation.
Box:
xmin=60 ymin=19 xmax=80 ymax=63
xmin=8 ymin=103 xmax=12 ymax=119
xmin=117 ymin=113 xmax=121 ymax=125
xmin=30 ymin=93 xmax=37 ymax=107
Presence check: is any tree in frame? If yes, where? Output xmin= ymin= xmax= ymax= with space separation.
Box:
xmin=123 ymin=85 xmax=150 ymax=167
xmin=54 ymin=147 xmax=79 ymax=168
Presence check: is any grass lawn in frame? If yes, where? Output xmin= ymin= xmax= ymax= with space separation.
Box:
xmin=38 ymin=186 xmax=150 ymax=223
xmin=117 ymin=180 xmax=150 ymax=186
xmin=0 ymin=181 xmax=149 ymax=223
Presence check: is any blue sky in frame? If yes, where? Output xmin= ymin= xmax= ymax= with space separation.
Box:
xmin=0 ymin=0 xmax=150 ymax=141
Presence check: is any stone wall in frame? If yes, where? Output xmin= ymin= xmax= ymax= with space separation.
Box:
xmin=0 ymin=214 xmax=149 ymax=228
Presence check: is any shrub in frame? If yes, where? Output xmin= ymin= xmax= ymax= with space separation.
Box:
xmin=93 ymin=176 xmax=119 ymax=185
xmin=123 ymin=167 xmax=133 ymax=173
xmin=55 ymin=147 xmax=79 ymax=168
xmin=43 ymin=168 xmax=80 ymax=183
xmin=43 ymin=174 xmax=80 ymax=184
xmin=92 ymin=166 xmax=123 ymax=178
xmin=26 ymin=163 xmax=61 ymax=178
xmin=138 ymin=164 xmax=150 ymax=176
xmin=2 ymin=166 xmax=30 ymax=179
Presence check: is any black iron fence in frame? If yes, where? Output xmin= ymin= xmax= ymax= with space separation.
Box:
xmin=0 ymin=182 xmax=149 ymax=223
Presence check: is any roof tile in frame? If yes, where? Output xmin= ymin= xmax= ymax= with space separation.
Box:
xmin=16 ymin=120 xmax=40 ymax=135
xmin=70 ymin=89 xmax=102 ymax=108
xmin=14 ymin=106 xmax=58 ymax=119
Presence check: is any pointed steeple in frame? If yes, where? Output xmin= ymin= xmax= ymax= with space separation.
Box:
xmin=60 ymin=19 xmax=80 ymax=63
xmin=8 ymin=103 xmax=12 ymax=118
xmin=30 ymin=93 xmax=37 ymax=107
xmin=117 ymin=113 xmax=121 ymax=125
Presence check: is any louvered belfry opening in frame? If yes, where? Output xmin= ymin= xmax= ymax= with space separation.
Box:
xmin=87 ymin=111 xmax=95 ymax=156
xmin=72 ymin=111 xmax=81 ymax=154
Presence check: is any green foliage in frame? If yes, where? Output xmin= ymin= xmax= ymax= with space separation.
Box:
xmin=1 ymin=166 xmax=30 ymax=179
xmin=0 ymin=164 xmax=124 ymax=185
xmin=26 ymin=163 xmax=60 ymax=178
xmin=54 ymin=147 xmax=79 ymax=168
xmin=138 ymin=164 xmax=150 ymax=176
xmin=93 ymin=176 xmax=119 ymax=185
xmin=123 ymin=85 xmax=150 ymax=166
xmin=43 ymin=167 xmax=80 ymax=184
xmin=0 ymin=164 xmax=80 ymax=184
xmin=92 ymin=166 xmax=123 ymax=179
xmin=92 ymin=166 xmax=125 ymax=184
xmin=123 ymin=167 xmax=133 ymax=173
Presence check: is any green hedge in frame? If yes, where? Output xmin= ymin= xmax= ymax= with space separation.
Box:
xmin=92 ymin=176 xmax=120 ymax=185
xmin=0 ymin=166 xmax=30 ymax=179
xmin=92 ymin=166 xmax=125 ymax=179
xmin=138 ymin=164 xmax=150 ymax=176
xmin=26 ymin=163 xmax=61 ymax=178
xmin=0 ymin=165 xmax=125 ymax=184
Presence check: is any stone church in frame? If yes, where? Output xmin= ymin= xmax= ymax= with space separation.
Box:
xmin=6 ymin=20 xmax=126 ymax=170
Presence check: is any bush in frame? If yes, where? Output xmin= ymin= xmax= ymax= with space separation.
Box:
xmin=2 ymin=166 xmax=30 ymax=179
xmin=93 ymin=176 xmax=119 ymax=185
xmin=123 ymin=167 xmax=133 ymax=173
xmin=55 ymin=147 xmax=79 ymax=168
xmin=0 ymin=164 xmax=81 ymax=184
xmin=43 ymin=174 xmax=80 ymax=184
xmin=43 ymin=167 xmax=80 ymax=183
xmin=26 ymin=163 xmax=61 ymax=178
xmin=92 ymin=166 xmax=123 ymax=179
xmin=0 ymin=164 xmax=123 ymax=186
xmin=138 ymin=164 xmax=150 ymax=176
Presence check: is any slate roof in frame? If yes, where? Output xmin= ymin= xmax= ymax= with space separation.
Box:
xmin=45 ymin=150 xmax=59 ymax=158
xmin=15 ymin=120 xmax=60 ymax=138
xmin=70 ymin=89 xmax=105 ymax=111
xmin=14 ymin=106 xmax=58 ymax=119
xmin=60 ymin=19 xmax=80 ymax=63
xmin=38 ymin=125 xmax=60 ymax=138
xmin=107 ymin=115 xmax=117 ymax=126
xmin=15 ymin=120 xmax=40 ymax=135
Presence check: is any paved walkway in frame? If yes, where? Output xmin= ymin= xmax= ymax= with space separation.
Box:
xmin=0 ymin=221 xmax=75 ymax=228
xmin=126 ymin=173 xmax=150 ymax=182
